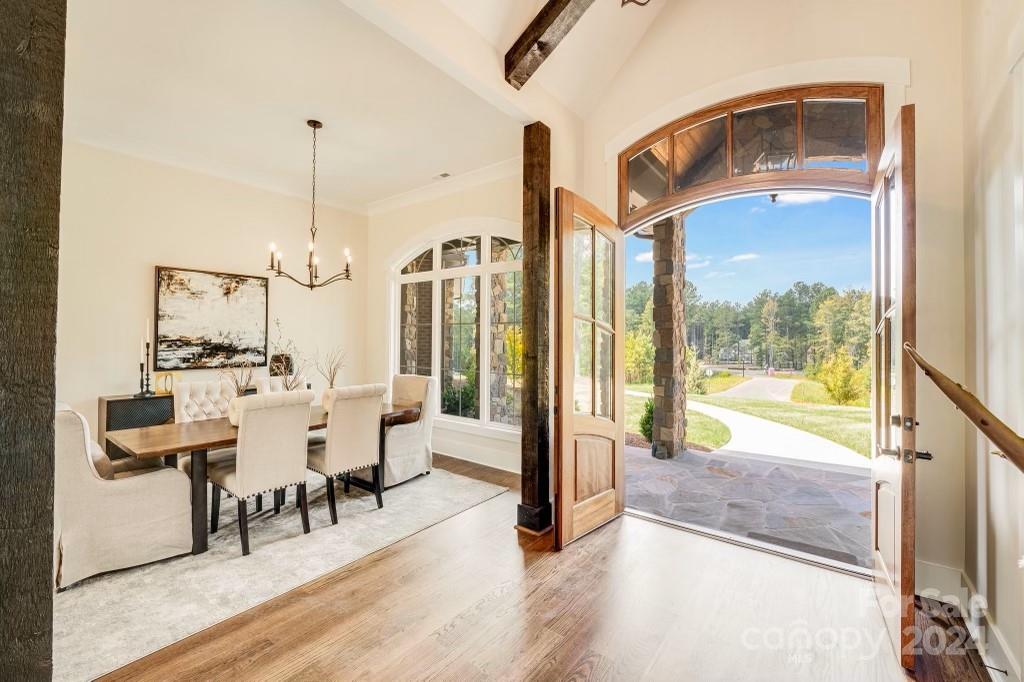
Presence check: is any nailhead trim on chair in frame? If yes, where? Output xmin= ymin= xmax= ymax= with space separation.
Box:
xmin=306 ymin=463 xmax=374 ymax=478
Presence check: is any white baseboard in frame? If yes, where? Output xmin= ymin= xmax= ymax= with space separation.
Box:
xmin=961 ymin=570 xmax=1021 ymax=682
xmin=915 ymin=560 xmax=1018 ymax=680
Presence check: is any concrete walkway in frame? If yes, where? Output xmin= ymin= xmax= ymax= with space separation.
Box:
xmin=717 ymin=376 xmax=801 ymax=401
xmin=687 ymin=399 xmax=868 ymax=471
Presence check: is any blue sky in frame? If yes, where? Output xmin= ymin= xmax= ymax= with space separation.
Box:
xmin=626 ymin=193 xmax=871 ymax=303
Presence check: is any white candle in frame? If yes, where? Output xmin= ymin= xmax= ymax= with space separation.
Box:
xmin=140 ymin=338 xmax=145 ymax=364
xmin=145 ymin=319 xmax=151 ymax=344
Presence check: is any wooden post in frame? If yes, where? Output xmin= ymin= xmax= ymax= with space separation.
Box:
xmin=518 ymin=122 xmax=552 ymax=533
xmin=1 ymin=1 xmax=66 ymax=678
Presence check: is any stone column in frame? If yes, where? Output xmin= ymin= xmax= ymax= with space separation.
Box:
xmin=651 ymin=213 xmax=687 ymax=459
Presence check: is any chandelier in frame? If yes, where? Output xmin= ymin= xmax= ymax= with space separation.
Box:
xmin=266 ymin=120 xmax=352 ymax=289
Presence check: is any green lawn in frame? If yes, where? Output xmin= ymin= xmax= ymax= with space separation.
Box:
xmin=707 ymin=373 xmax=748 ymax=394
xmin=693 ymin=395 xmax=871 ymax=457
xmin=625 ymin=393 xmax=731 ymax=451
xmin=792 ymin=379 xmax=869 ymax=408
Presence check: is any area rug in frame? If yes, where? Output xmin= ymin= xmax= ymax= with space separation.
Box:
xmin=53 ymin=469 xmax=506 ymax=681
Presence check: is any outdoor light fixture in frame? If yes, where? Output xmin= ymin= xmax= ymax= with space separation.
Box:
xmin=266 ymin=120 xmax=353 ymax=290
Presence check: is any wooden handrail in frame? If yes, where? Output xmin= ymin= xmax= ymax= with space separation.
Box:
xmin=904 ymin=343 xmax=1024 ymax=473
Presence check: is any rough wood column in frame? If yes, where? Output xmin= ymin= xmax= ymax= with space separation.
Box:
xmin=518 ymin=122 xmax=552 ymax=532
xmin=651 ymin=213 xmax=687 ymax=459
xmin=1 ymin=1 xmax=66 ymax=677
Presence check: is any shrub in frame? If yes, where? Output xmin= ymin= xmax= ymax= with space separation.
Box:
xmin=639 ymin=398 xmax=654 ymax=442
xmin=685 ymin=345 xmax=709 ymax=394
xmin=818 ymin=347 xmax=862 ymax=405
xmin=717 ymin=370 xmax=732 ymax=378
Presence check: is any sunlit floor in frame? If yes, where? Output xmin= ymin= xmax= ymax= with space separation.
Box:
xmin=625 ymin=444 xmax=872 ymax=568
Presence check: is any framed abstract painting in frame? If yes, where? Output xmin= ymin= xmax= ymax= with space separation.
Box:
xmin=154 ymin=266 xmax=268 ymax=370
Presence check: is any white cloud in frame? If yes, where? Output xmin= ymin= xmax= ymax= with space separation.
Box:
xmin=726 ymin=253 xmax=760 ymax=263
xmin=688 ymin=259 xmax=711 ymax=269
xmin=774 ymin=192 xmax=833 ymax=206
xmin=634 ymin=250 xmax=653 ymax=263
xmin=685 ymin=252 xmax=701 ymax=262
xmin=750 ymin=206 xmax=766 ymax=214
xmin=705 ymin=271 xmax=736 ymax=279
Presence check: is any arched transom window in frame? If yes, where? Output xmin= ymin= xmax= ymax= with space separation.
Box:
xmin=619 ymin=84 xmax=884 ymax=228
xmin=395 ymin=231 xmax=524 ymax=429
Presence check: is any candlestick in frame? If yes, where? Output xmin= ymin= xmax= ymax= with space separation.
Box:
xmin=134 ymin=362 xmax=146 ymax=398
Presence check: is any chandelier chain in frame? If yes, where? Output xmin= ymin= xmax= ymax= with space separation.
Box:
xmin=310 ymin=125 xmax=318 ymax=243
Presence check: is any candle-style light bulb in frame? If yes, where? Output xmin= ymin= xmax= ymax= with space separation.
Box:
xmin=308 ymin=241 xmax=315 ymax=252
xmin=269 ymin=242 xmax=276 ymax=252
xmin=276 ymin=252 xmax=283 ymax=274
xmin=313 ymin=256 xmax=320 ymax=265
xmin=343 ymin=247 xmax=351 ymax=257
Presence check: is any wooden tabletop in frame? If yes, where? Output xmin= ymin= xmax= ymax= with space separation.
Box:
xmin=106 ymin=402 xmax=421 ymax=460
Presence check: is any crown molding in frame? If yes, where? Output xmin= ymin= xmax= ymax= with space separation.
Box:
xmin=366 ymin=156 xmax=522 ymax=216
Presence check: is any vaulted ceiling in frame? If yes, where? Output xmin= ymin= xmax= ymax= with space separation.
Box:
xmin=64 ymin=0 xmax=523 ymax=211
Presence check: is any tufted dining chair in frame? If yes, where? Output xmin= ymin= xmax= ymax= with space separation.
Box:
xmin=307 ymin=384 xmax=386 ymax=522
xmin=208 ymin=390 xmax=315 ymax=555
xmin=172 ymin=380 xmax=264 ymax=512
xmin=54 ymin=404 xmax=191 ymax=588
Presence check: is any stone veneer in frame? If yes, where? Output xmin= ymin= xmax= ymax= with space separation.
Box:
xmin=651 ymin=213 xmax=687 ymax=459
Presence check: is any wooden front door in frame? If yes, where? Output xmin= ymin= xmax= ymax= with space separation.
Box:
xmin=554 ymin=188 xmax=625 ymax=549
xmin=870 ymin=104 xmax=917 ymax=670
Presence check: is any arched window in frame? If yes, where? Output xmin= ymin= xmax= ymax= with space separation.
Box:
xmin=394 ymin=229 xmax=524 ymax=429
xmin=619 ymin=84 xmax=884 ymax=228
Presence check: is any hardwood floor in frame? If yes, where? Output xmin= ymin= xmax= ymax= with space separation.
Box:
xmin=103 ymin=457 xmax=975 ymax=681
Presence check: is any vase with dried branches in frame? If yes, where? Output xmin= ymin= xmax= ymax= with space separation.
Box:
xmin=219 ymin=360 xmax=254 ymax=397
xmin=316 ymin=346 xmax=347 ymax=407
xmin=270 ymin=319 xmax=309 ymax=391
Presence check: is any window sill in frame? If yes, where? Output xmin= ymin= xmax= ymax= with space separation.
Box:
xmin=434 ymin=416 xmax=522 ymax=443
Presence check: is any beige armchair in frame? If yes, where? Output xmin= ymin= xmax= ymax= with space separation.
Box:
xmin=308 ymin=384 xmax=386 ymax=522
xmin=54 ymin=405 xmax=191 ymax=588
xmin=377 ymin=374 xmax=437 ymax=487
xmin=208 ymin=390 xmax=315 ymax=555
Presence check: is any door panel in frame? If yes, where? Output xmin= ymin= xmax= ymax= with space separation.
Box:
xmin=870 ymin=104 xmax=916 ymax=671
xmin=556 ymin=188 xmax=625 ymax=549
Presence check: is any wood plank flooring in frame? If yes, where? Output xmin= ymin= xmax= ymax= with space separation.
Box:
xmin=102 ymin=457 xmax=977 ymax=681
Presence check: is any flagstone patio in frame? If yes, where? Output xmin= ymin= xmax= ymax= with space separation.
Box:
xmin=625 ymin=445 xmax=872 ymax=568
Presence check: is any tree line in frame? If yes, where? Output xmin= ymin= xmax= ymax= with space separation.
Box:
xmin=625 ymin=279 xmax=871 ymax=384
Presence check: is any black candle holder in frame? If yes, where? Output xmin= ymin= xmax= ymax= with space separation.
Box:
xmin=134 ymin=341 xmax=155 ymax=397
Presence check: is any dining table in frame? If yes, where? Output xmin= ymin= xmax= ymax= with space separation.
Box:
xmin=105 ymin=402 xmax=421 ymax=555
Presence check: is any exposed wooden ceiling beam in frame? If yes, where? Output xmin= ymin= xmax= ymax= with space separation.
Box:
xmin=504 ymin=0 xmax=597 ymax=90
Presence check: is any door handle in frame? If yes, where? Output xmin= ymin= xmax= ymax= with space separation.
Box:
xmin=877 ymin=445 xmax=900 ymax=459
xmin=915 ymin=451 xmax=933 ymax=461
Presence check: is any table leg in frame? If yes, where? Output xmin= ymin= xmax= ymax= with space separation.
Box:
xmin=190 ymin=448 xmax=208 ymax=554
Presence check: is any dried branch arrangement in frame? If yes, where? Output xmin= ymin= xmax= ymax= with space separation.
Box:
xmin=270 ymin=319 xmax=309 ymax=391
xmin=219 ymin=361 xmax=254 ymax=396
xmin=316 ymin=347 xmax=347 ymax=388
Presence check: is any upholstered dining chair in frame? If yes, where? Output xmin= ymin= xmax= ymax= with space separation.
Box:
xmin=54 ymin=404 xmax=192 ymax=588
xmin=208 ymin=390 xmax=315 ymax=555
xmin=356 ymin=374 xmax=436 ymax=488
xmin=307 ymin=384 xmax=386 ymax=522
xmin=172 ymin=379 xmax=268 ymax=512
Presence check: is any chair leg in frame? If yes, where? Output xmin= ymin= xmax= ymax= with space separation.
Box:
xmin=211 ymin=484 xmax=221 ymax=533
xmin=325 ymin=476 xmax=338 ymax=525
xmin=273 ymin=489 xmax=281 ymax=514
xmin=343 ymin=473 xmax=350 ymax=494
xmin=237 ymin=498 xmax=250 ymax=556
xmin=371 ymin=464 xmax=383 ymax=509
xmin=256 ymin=494 xmax=263 ymax=512
xmin=298 ymin=483 xmax=311 ymax=534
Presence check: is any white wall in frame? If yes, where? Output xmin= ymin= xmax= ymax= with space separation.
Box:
xmin=962 ymin=1 xmax=1024 ymax=677
xmin=581 ymin=0 xmax=968 ymax=585
xmin=365 ymin=173 xmax=524 ymax=472
xmin=57 ymin=142 xmax=369 ymax=435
